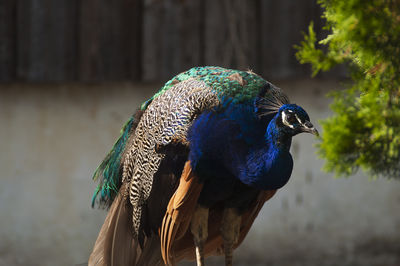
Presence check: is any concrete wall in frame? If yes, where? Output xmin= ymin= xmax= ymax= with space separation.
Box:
xmin=0 ymin=79 xmax=399 ymax=266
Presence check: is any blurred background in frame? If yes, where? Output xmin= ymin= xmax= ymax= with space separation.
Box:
xmin=0 ymin=0 xmax=399 ymax=265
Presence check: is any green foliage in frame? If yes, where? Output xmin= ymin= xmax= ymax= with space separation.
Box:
xmin=296 ymin=0 xmax=400 ymax=178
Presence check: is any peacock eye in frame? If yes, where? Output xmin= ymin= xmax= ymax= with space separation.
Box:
xmin=286 ymin=113 xmax=298 ymax=124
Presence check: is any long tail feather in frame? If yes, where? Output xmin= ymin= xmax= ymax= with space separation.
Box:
xmin=89 ymin=185 xmax=162 ymax=266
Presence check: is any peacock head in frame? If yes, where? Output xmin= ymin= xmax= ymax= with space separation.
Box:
xmin=276 ymin=104 xmax=319 ymax=137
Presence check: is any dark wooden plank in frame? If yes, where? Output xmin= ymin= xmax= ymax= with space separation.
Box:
xmin=121 ymin=0 xmax=143 ymax=81
xmin=142 ymin=0 xmax=164 ymax=81
xmin=16 ymin=0 xmax=78 ymax=82
xmin=142 ymin=0 xmax=203 ymax=81
xmin=5 ymin=0 xmax=324 ymax=82
xmin=287 ymin=0 xmax=318 ymax=77
xmin=260 ymin=0 xmax=289 ymax=79
xmin=78 ymin=0 xmax=143 ymax=82
xmin=198 ymin=0 xmax=206 ymax=67
xmin=240 ymin=0 xmax=260 ymax=71
xmin=0 ymin=0 xmax=16 ymax=82
xmin=175 ymin=0 xmax=203 ymax=73
xmin=260 ymin=0 xmax=319 ymax=79
xmin=254 ymin=0 xmax=263 ymax=73
xmin=203 ymin=0 xmax=261 ymax=72
xmin=77 ymin=0 xmax=101 ymax=81
xmin=203 ymin=0 xmax=230 ymax=68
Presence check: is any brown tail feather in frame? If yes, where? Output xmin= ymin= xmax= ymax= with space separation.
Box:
xmin=89 ymin=184 xmax=163 ymax=266
xmin=136 ymin=235 xmax=163 ymax=266
xmin=160 ymin=161 xmax=203 ymax=265
xmin=160 ymin=161 xmax=278 ymax=265
xmin=171 ymin=189 xmax=278 ymax=262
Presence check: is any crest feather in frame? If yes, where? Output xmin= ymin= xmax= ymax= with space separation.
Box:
xmin=256 ymin=83 xmax=290 ymax=117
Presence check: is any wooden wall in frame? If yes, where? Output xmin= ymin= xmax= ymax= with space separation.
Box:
xmin=0 ymin=0 xmax=323 ymax=82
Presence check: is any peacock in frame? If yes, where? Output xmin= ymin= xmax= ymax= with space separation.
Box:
xmin=89 ymin=66 xmax=318 ymax=266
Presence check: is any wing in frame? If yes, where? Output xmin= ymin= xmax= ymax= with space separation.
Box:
xmin=89 ymin=145 xmax=189 ymax=266
xmin=122 ymin=78 xmax=220 ymax=239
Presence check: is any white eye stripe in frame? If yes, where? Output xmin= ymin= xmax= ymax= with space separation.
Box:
xmin=282 ymin=111 xmax=294 ymax=128
xmin=295 ymin=114 xmax=304 ymax=125
xmin=282 ymin=111 xmax=307 ymax=129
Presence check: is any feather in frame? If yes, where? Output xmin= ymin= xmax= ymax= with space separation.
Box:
xmin=89 ymin=183 xmax=163 ymax=266
xmin=141 ymin=66 xmax=267 ymax=110
xmin=92 ymin=110 xmax=144 ymax=208
xmin=167 ymin=190 xmax=278 ymax=263
xmin=255 ymin=82 xmax=290 ymax=118
xmin=159 ymin=163 xmax=277 ymax=265
xmin=89 ymin=184 xmax=136 ymax=265
xmin=160 ymin=161 xmax=203 ymax=265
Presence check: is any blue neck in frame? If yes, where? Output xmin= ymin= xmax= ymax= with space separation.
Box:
xmin=265 ymin=116 xmax=292 ymax=151
xmin=188 ymin=109 xmax=294 ymax=191
xmin=239 ymin=116 xmax=293 ymax=190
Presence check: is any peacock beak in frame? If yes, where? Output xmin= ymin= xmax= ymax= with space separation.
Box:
xmin=310 ymin=127 xmax=319 ymax=137
xmin=303 ymin=121 xmax=319 ymax=136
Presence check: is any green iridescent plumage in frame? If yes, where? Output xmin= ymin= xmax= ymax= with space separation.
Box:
xmin=141 ymin=66 xmax=267 ymax=110
xmin=91 ymin=116 xmax=136 ymax=207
